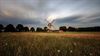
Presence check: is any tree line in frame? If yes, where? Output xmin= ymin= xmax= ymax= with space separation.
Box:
xmin=0 ymin=24 xmax=35 ymax=32
xmin=0 ymin=24 xmax=100 ymax=32
xmin=59 ymin=26 xmax=100 ymax=32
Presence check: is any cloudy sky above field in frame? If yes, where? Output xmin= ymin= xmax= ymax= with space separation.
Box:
xmin=0 ymin=0 xmax=100 ymax=28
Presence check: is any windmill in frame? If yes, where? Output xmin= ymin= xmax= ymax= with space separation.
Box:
xmin=45 ymin=19 xmax=55 ymax=32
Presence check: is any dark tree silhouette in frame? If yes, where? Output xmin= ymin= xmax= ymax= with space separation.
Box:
xmin=44 ymin=27 xmax=48 ymax=32
xmin=77 ymin=26 xmax=100 ymax=32
xmin=16 ymin=24 xmax=24 ymax=32
xmin=36 ymin=27 xmax=43 ymax=32
xmin=59 ymin=26 xmax=67 ymax=32
xmin=93 ymin=26 xmax=100 ymax=31
xmin=68 ymin=26 xmax=76 ymax=31
xmin=4 ymin=24 xmax=16 ymax=32
xmin=23 ymin=27 xmax=29 ymax=32
xmin=30 ymin=27 xmax=35 ymax=32
xmin=0 ymin=24 xmax=4 ymax=32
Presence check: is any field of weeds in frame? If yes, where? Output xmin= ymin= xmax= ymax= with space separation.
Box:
xmin=0 ymin=32 xmax=100 ymax=56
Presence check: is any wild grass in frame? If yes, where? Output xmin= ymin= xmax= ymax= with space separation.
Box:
xmin=0 ymin=32 xmax=100 ymax=56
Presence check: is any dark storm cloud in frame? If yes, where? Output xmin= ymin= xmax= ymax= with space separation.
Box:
xmin=90 ymin=18 xmax=100 ymax=23
xmin=55 ymin=15 xmax=83 ymax=23
xmin=0 ymin=17 xmax=41 ymax=25
xmin=55 ymin=12 xmax=100 ymax=23
xmin=74 ymin=13 xmax=100 ymax=23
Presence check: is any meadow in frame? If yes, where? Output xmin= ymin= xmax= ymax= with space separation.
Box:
xmin=0 ymin=32 xmax=100 ymax=56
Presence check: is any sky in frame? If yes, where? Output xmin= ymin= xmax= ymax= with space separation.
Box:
xmin=0 ymin=0 xmax=100 ymax=29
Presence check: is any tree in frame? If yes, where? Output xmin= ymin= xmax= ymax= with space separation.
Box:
xmin=30 ymin=27 xmax=35 ymax=32
xmin=93 ymin=26 xmax=100 ymax=31
xmin=0 ymin=24 xmax=4 ymax=32
xmin=44 ymin=27 xmax=48 ymax=32
xmin=16 ymin=24 xmax=24 ymax=32
xmin=59 ymin=26 xmax=67 ymax=32
xmin=4 ymin=24 xmax=16 ymax=32
xmin=23 ymin=27 xmax=29 ymax=32
xmin=77 ymin=26 xmax=100 ymax=32
xmin=36 ymin=27 xmax=43 ymax=32
xmin=68 ymin=26 xmax=76 ymax=31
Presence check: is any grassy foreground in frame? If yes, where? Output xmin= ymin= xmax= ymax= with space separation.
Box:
xmin=0 ymin=32 xmax=100 ymax=56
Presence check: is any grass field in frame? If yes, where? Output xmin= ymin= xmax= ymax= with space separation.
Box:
xmin=0 ymin=32 xmax=100 ymax=56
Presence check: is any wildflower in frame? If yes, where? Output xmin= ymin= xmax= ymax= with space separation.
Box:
xmin=90 ymin=53 xmax=93 ymax=56
xmin=57 ymin=50 xmax=60 ymax=53
xmin=70 ymin=50 xmax=73 ymax=53
xmin=5 ymin=43 xmax=8 ymax=46
xmin=73 ymin=42 xmax=77 ymax=46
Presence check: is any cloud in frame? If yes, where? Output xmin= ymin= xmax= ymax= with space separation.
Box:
xmin=55 ymin=15 xmax=83 ymax=23
xmin=55 ymin=12 xmax=100 ymax=23
xmin=75 ymin=13 xmax=100 ymax=23
xmin=54 ymin=13 xmax=100 ymax=27
xmin=0 ymin=0 xmax=100 ymax=27
xmin=0 ymin=17 xmax=41 ymax=25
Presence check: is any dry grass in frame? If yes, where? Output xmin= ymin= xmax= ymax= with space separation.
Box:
xmin=0 ymin=32 xmax=100 ymax=56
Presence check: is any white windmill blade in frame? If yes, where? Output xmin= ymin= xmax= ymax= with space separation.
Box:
xmin=51 ymin=19 xmax=55 ymax=23
xmin=45 ymin=19 xmax=50 ymax=23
